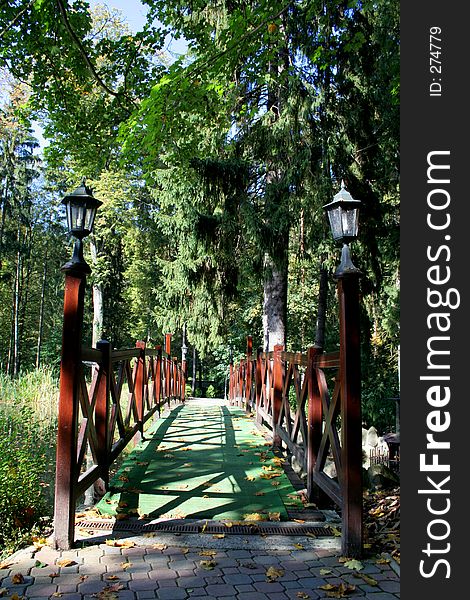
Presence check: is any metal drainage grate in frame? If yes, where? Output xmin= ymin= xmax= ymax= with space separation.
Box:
xmin=76 ymin=520 xmax=334 ymax=537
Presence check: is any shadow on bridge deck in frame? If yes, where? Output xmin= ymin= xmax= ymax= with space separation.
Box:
xmin=94 ymin=398 xmax=306 ymax=523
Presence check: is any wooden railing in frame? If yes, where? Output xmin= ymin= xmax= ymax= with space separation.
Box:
xmin=229 ymin=334 xmax=362 ymax=556
xmin=54 ymin=333 xmax=184 ymax=549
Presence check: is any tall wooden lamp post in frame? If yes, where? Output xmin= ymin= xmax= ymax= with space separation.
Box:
xmin=323 ymin=181 xmax=363 ymax=557
xmin=53 ymin=180 xmax=102 ymax=550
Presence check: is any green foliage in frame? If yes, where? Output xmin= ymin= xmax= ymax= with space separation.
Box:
xmin=0 ymin=367 xmax=58 ymax=557
xmin=206 ymin=384 xmax=216 ymax=398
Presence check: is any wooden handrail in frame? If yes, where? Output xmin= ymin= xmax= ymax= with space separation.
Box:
xmin=228 ymin=333 xmax=361 ymax=557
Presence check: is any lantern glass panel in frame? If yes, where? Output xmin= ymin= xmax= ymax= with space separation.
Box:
xmin=327 ymin=206 xmax=344 ymax=241
xmin=84 ymin=204 xmax=97 ymax=233
xmin=341 ymin=207 xmax=359 ymax=239
xmin=70 ymin=201 xmax=87 ymax=233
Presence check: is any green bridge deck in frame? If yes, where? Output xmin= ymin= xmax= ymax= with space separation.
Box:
xmin=96 ymin=398 xmax=305 ymax=522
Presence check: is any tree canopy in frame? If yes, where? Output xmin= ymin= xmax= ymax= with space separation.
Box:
xmin=0 ymin=0 xmax=399 ymax=428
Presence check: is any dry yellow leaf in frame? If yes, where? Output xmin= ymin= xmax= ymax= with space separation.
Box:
xmin=255 ymin=491 xmax=265 ymax=496
xmin=199 ymin=560 xmax=217 ymax=570
xmin=0 ymin=561 xmax=13 ymax=570
xmin=106 ymin=575 xmax=120 ymax=581
xmin=268 ymin=512 xmax=281 ymax=521
xmin=354 ymin=572 xmax=378 ymax=586
xmin=245 ymin=475 xmax=256 ymax=481
xmin=11 ymin=573 xmax=25 ymax=584
xmin=244 ymin=513 xmax=266 ymax=521
xmin=294 ymin=543 xmax=304 ymax=550
xmin=213 ymin=534 xmax=225 ymax=539
xmin=271 ymin=481 xmax=280 ymax=486
xmin=152 ymin=543 xmax=167 ymax=551
xmin=120 ymin=562 xmax=133 ymax=570
xmin=296 ymin=593 xmax=310 ymax=599
xmin=51 ymin=593 xmax=63 ymax=597
xmin=266 ymin=566 xmax=284 ymax=581
xmin=56 ymin=559 xmax=76 ymax=568
xmin=106 ymin=539 xmax=135 ymax=548
xmin=199 ymin=550 xmax=217 ymax=557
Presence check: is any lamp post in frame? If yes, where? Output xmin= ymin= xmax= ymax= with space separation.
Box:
xmin=324 ymin=181 xmax=363 ymax=557
xmin=54 ymin=180 xmax=101 ymax=550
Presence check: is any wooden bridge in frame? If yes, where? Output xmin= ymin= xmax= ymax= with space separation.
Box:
xmin=54 ymin=258 xmax=362 ymax=558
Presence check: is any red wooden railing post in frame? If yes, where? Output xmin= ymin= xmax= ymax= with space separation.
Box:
xmin=173 ymin=357 xmax=178 ymax=400
xmin=229 ymin=354 xmax=234 ymax=403
xmin=245 ymin=336 xmax=253 ymax=411
xmin=165 ymin=333 xmax=171 ymax=401
xmin=95 ymin=339 xmax=111 ymax=488
xmin=54 ymin=266 xmax=88 ymax=550
xmin=307 ymin=346 xmax=325 ymax=504
xmin=337 ymin=269 xmax=363 ymax=557
xmin=255 ymin=347 xmax=263 ymax=423
xmin=272 ymin=344 xmax=284 ymax=448
xmin=134 ymin=341 xmax=146 ymax=442
xmin=155 ymin=345 xmax=162 ymax=413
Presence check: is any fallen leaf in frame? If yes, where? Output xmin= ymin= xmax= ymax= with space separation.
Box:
xmin=260 ymin=472 xmax=282 ymax=479
xmin=255 ymin=491 xmax=265 ymax=496
xmin=320 ymin=583 xmax=356 ymax=598
xmin=294 ymin=543 xmax=304 ymax=550
xmin=199 ymin=560 xmax=217 ymax=570
xmin=199 ymin=550 xmax=217 ymax=557
xmin=106 ymin=575 xmax=120 ymax=581
xmin=182 ymin=548 xmax=190 ymax=554
xmin=297 ymin=593 xmax=310 ymax=599
xmin=343 ymin=559 xmax=364 ymax=571
xmin=51 ymin=593 xmax=63 ymax=597
xmin=152 ymin=543 xmax=167 ymax=551
xmin=224 ymin=521 xmax=233 ymax=528
xmin=0 ymin=562 xmax=13 ymax=570
xmin=106 ymin=540 xmax=135 ymax=548
xmin=376 ymin=557 xmax=391 ymax=565
xmin=266 ymin=566 xmax=284 ymax=581
xmin=34 ymin=560 xmax=48 ymax=568
xmin=118 ymin=475 xmax=129 ymax=482
xmin=136 ymin=461 xmax=149 ymax=466
xmin=120 ymin=562 xmax=133 ymax=570
xmin=115 ymin=513 xmax=129 ymax=521
xmin=268 ymin=512 xmax=280 ymax=521
xmin=213 ymin=534 xmax=225 ymax=539
xmin=244 ymin=513 xmax=266 ymax=521
xmin=0 ymin=588 xmax=8 ymax=597
xmin=10 ymin=594 xmax=21 ymax=600
xmin=354 ymin=572 xmax=378 ymax=586
xmin=293 ymin=519 xmax=305 ymax=524
xmin=320 ymin=568 xmax=332 ymax=575
xmin=32 ymin=536 xmax=48 ymax=549
xmin=271 ymin=481 xmax=280 ymax=486
xmin=245 ymin=475 xmax=256 ymax=481
xmin=11 ymin=573 xmax=25 ymax=584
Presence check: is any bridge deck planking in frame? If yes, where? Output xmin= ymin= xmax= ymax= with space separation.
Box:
xmin=95 ymin=399 xmax=305 ymax=521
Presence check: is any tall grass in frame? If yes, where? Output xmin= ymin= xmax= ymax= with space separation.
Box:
xmin=0 ymin=367 xmax=58 ymax=558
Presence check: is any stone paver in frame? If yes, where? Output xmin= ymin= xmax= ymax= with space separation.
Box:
xmin=0 ymin=538 xmax=400 ymax=600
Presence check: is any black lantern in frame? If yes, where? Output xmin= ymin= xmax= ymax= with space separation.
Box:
xmin=323 ymin=181 xmax=361 ymax=243
xmin=61 ymin=180 xmax=102 ymax=273
xmin=324 ymin=181 xmax=361 ymax=276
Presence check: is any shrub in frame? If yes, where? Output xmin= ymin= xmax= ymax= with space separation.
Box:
xmin=206 ymin=384 xmax=216 ymax=398
xmin=0 ymin=368 xmax=58 ymax=558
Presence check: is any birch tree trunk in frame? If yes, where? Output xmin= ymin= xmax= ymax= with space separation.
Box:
xmin=36 ymin=253 xmax=48 ymax=368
